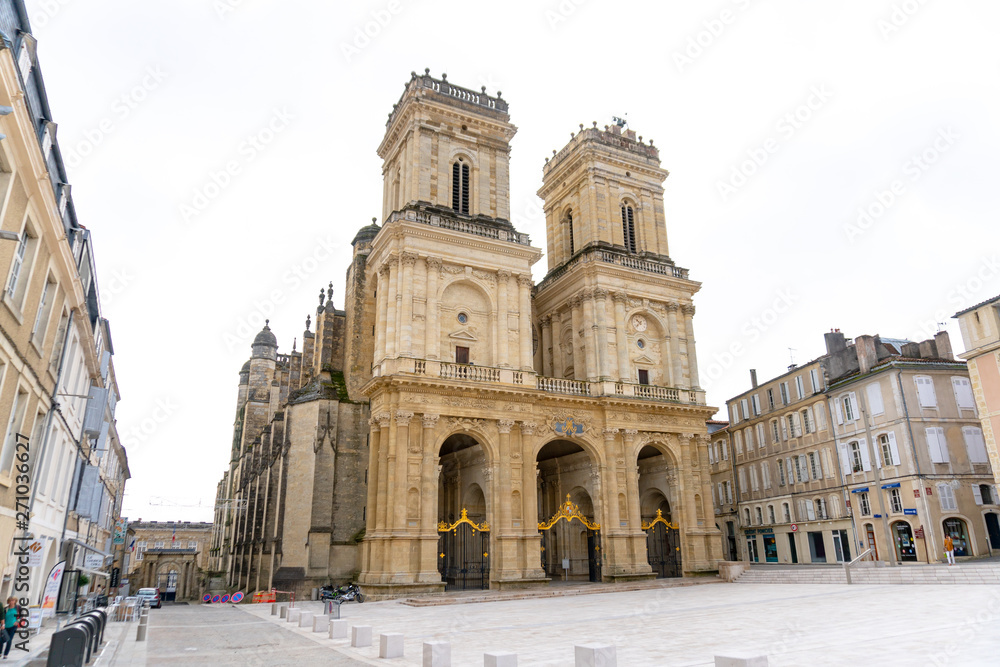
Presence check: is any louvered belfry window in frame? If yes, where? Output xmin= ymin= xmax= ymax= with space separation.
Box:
xmin=567 ymin=211 xmax=574 ymax=254
xmin=621 ymin=204 xmax=636 ymax=253
xmin=452 ymin=161 xmax=470 ymax=214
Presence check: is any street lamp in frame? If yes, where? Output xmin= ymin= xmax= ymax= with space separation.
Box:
xmin=0 ymin=231 xmax=18 ymax=241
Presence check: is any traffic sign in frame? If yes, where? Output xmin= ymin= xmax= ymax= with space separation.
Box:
xmin=790 ymin=524 xmax=798 ymax=532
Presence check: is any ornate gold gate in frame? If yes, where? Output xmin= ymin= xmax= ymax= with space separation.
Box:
xmin=643 ymin=509 xmax=681 ymax=578
xmin=438 ymin=509 xmax=490 ymax=591
xmin=539 ymin=495 xmax=602 ymax=582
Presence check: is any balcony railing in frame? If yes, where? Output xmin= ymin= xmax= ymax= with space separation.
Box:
xmin=373 ymin=357 xmax=704 ymax=405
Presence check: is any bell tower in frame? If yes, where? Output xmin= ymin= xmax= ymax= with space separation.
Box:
xmin=377 ymin=68 xmax=516 ymax=223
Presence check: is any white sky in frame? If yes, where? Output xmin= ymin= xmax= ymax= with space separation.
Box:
xmin=22 ymin=0 xmax=1000 ymax=522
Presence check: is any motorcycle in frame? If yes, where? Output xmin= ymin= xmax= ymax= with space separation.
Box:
xmin=320 ymin=582 xmax=365 ymax=603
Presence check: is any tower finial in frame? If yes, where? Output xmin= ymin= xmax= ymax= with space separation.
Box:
xmin=305 ymin=314 xmax=311 ymax=332
xmin=265 ymin=319 xmax=269 ymax=327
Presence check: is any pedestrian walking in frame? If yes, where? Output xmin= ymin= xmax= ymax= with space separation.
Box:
xmin=944 ymin=535 xmax=955 ymax=565
xmin=1 ymin=597 xmax=17 ymax=659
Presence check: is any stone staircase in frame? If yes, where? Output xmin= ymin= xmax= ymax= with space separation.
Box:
xmin=735 ymin=562 xmax=1000 ymax=585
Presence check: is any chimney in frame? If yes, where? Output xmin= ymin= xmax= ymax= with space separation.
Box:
xmin=750 ymin=369 xmax=758 ymax=388
xmin=825 ymin=330 xmax=847 ymax=354
xmin=934 ymin=331 xmax=954 ymax=360
xmin=902 ymin=342 xmax=921 ymax=358
xmin=918 ymin=339 xmax=938 ymax=359
xmin=855 ymin=335 xmax=878 ymax=375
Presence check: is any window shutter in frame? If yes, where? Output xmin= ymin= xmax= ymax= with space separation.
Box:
xmin=838 ymin=444 xmax=851 ymax=476
xmin=972 ymin=485 xmax=983 ymax=505
xmin=796 ymin=376 xmax=804 ymax=400
xmin=798 ymin=454 xmax=807 ymax=481
xmin=810 ymin=368 xmax=820 ymax=393
xmin=849 ymin=392 xmax=858 ymax=420
xmin=741 ymin=399 xmax=749 ymax=420
xmin=964 ymin=427 xmax=989 ymax=464
xmin=952 ymin=377 xmax=975 ymax=409
xmin=867 ymin=383 xmax=884 ymax=415
xmin=887 ymin=432 xmax=901 ymax=465
xmin=927 ymin=427 xmax=949 ymax=463
xmin=835 ymin=400 xmax=844 ymax=425
xmin=873 ymin=437 xmax=882 ymax=469
xmin=915 ymin=376 xmax=937 ymax=408
xmin=806 ymin=502 xmax=816 ymax=520
xmin=858 ymin=438 xmax=871 ymax=471
xmin=781 ymin=420 xmax=788 ymax=440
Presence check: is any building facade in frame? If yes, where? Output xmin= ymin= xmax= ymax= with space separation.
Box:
xmin=0 ymin=1 xmax=128 ymax=608
xmin=954 ymin=295 xmax=1000 ymax=486
xmin=128 ymin=520 xmax=211 ymax=600
xmin=716 ymin=330 xmax=999 ymax=565
xmin=214 ymin=71 xmax=722 ymax=599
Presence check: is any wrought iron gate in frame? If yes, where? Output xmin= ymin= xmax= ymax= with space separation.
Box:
xmin=438 ymin=509 xmax=490 ymax=591
xmin=538 ymin=495 xmax=602 ymax=583
xmin=643 ymin=509 xmax=681 ymax=578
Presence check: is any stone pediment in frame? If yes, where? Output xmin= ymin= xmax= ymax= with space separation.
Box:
xmin=448 ymin=329 xmax=478 ymax=341
xmin=633 ymin=354 xmax=655 ymax=364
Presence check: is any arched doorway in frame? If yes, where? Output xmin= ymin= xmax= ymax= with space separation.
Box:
xmin=637 ymin=444 xmax=683 ymax=577
xmin=891 ymin=521 xmax=917 ymax=562
xmin=943 ymin=518 xmax=970 ymax=557
xmin=536 ymin=440 xmax=601 ymax=582
xmin=985 ymin=513 xmax=1000 ymax=550
xmin=437 ymin=433 xmax=490 ymax=590
xmin=642 ymin=490 xmax=681 ymax=578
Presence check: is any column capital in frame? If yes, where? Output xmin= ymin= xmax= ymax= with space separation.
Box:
xmin=395 ymin=410 xmax=414 ymax=426
xmin=426 ymin=256 xmax=443 ymax=270
xmin=682 ymin=303 xmax=696 ymax=317
xmin=372 ymin=412 xmax=392 ymax=428
xmin=579 ymin=287 xmax=594 ymax=300
xmin=401 ymin=252 xmax=418 ymax=267
xmin=517 ymin=273 xmax=533 ymax=288
xmin=622 ymin=429 xmax=638 ymax=443
xmin=602 ymin=427 xmax=620 ymax=442
xmin=497 ymin=269 xmax=511 ymax=280
xmin=497 ymin=419 xmax=515 ymax=434
xmin=593 ymin=287 xmax=608 ymax=300
xmin=378 ymin=262 xmax=392 ymax=277
xmin=666 ymin=301 xmax=680 ymax=312
xmin=612 ymin=291 xmax=629 ymax=304
xmin=519 ymin=421 xmax=537 ymax=435
xmin=540 ymin=315 xmax=552 ymax=328
xmin=421 ymin=414 xmax=440 ymax=429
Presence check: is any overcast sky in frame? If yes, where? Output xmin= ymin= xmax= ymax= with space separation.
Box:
xmin=23 ymin=0 xmax=1000 ymax=522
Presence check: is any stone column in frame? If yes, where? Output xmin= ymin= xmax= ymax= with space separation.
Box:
xmin=623 ymin=430 xmax=642 ymax=530
xmin=666 ymin=302 xmax=683 ymax=388
xmin=497 ymin=270 xmax=510 ymax=367
xmin=374 ymin=266 xmax=388 ymax=363
xmin=393 ymin=411 xmax=414 ymax=531
xmin=419 ymin=414 xmax=440 ymax=579
xmin=581 ymin=289 xmax=598 ymax=381
xmin=384 ymin=257 xmax=399 ymax=359
xmin=683 ymin=304 xmax=701 ymax=389
xmin=553 ymin=310 xmax=566 ymax=379
xmin=678 ymin=434 xmax=698 ymax=529
xmin=540 ymin=316 xmax=553 ymax=377
xmin=517 ymin=274 xmax=533 ymax=370
xmin=365 ymin=417 xmax=382 ymax=533
xmin=399 ymin=253 xmax=417 ymax=357
xmin=425 ymin=257 xmax=441 ymax=360
xmin=375 ymin=413 xmax=392 ymax=530
xmin=520 ymin=421 xmax=544 ymax=577
xmin=570 ymin=297 xmax=583 ymax=380
xmin=497 ymin=419 xmax=515 ymax=531
xmin=593 ymin=289 xmax=610 ymax=380
xmin=613 ymin=292 xmax=630 ymax=382
xmin=602 ymin=428 xmax=621 ymax=534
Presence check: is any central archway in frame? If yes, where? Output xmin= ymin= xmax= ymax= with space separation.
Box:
xmin=536 ymin=440 xmax=602 ymax=582
xmin=637 ymin=444 xmax=683 ymax=577
xmin=437 ymin=432 xmax=490 ymax=590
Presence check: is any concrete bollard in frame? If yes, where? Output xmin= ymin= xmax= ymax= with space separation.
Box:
xmin=313 ymin=615 xmax=330 ymax=633
xmin=715 ymin=655 xmax=768 ymax=667
xmin=485 ymin=652 xmax=517 ymax=667
xmin=575 ymin=644 xmax=616 ymax=667
xmin=329 ymin=619 xmax=349 ymax=639
xmin=424 ymin=640 xmax=451 ymax=667
xmin=271 ymin=603 xmax=279 ymax=616
xmin=298 ymin=611 xmax=314 ymax=628
xmin=380 ymin=633 xmax=404 ymax=659
xmin=287 ymin=608 xmax=301 ymax=624
xmin=279 ymin=604 xmax=288 ymax=619
xmin=352 ymin=625 xmax=372 ymax=648
xmin=136 ymin=623 xmax=147 ymax=642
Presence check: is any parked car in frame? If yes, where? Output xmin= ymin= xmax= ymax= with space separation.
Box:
xmin=136 ymin=587 xmax=162 ymax=608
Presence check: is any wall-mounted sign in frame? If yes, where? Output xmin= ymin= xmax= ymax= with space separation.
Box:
xmin=880 ymin=482 xmax=901 ymax=489
xmin=903 ymin=509 xmax=918 ymax=515
xmin=84 ymin=554 xmax=104 ymax=570
xmin=26 ymin=540 xmax=44 ymax=567
xmin=790 ymin=524 xmax=798 ymax=532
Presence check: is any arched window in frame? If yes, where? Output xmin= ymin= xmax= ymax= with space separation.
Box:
xmin=452 ymin=160 xmax=470 ymax=214
xmin=566 ymin=210 xmax=575 ymax=255
xmin=621 ymin=203 xmax=636 ymax=253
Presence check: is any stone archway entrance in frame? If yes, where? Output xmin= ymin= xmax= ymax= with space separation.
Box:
xmin=538 ymin=493 xmax=601 ymax=582
xmin=642 ymin=491 xmax=681 ymax=578
xmin=438 ymin=433 xmax=491 ymax=590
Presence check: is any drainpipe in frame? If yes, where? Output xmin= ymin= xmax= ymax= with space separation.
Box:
xmin=897 ymin=369 xmax=938 ymax=561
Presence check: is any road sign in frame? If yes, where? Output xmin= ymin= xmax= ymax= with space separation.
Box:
xmin=790 ymin=524 xmax=798 ymax=532
xmin=903 ymin=508 xmax=918 ymax=515
xmin=915 ymin=527 xmax=925 ymax=539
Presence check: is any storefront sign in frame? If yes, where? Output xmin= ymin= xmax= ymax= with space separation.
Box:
xmin=851 ymin=487 xmax=869 ymax=494
xmin=903 ymin=508 xmax=917 ymax=515
xmin=913 ymin=489 xmax=921 ymax=498
xmin=915 ymin=527 xmax=925 ymax=539
xmin=113 ymin=518 xmax=127 ymax=545
xmin=925 ymin=487 xmax=933 ymax=495
xmin=873 ymin=514 xmax=882 ymax=518
xmin=84 ymin=554 xmax=105 ymax=570
xmin=881 ymin=482 xmax=901 ymax=489
xmin=26 ymin=541 xmax=44 ymax=567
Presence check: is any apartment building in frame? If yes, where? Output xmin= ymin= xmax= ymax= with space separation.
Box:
xmin=954 ymin=295 xmax=1000 ymax=485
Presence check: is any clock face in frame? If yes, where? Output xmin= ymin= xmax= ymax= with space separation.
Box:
xmin=631 ymin=315 xmax=647 ymax=332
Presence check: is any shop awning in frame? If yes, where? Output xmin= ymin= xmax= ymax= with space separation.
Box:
xmin=850 ymin=487 xmax=869 ymax=494
xmin=880 ymin=482 xmax=901 ymax=489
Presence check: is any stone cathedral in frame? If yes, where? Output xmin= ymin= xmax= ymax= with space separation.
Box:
xmin=213 ymin=70 xmax=722 ymax=599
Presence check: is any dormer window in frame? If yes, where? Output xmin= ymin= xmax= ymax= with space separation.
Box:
xmin=17 ymin=38 xmax=33 ymax=83
xmin=452 ymin=159 xmax=469 ymax=215
xmin=621 ymin=204 xmax=636 ymax=253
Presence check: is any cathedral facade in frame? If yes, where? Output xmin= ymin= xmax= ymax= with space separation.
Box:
xmin=214 ymin=70 xmax=721 ymax=599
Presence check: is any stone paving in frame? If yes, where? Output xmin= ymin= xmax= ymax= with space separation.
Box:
xmin=242 ymin=582 xmax=1000 ymax=666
